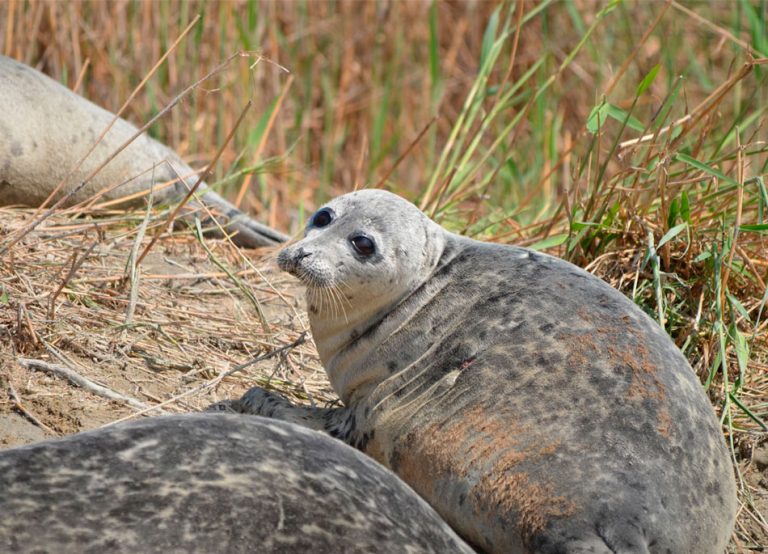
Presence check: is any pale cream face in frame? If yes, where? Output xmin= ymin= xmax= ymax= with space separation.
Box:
xmin=277 ymin=190 xmax=447 ymax=395
xmin=277 ymin=189 xmax=445 ymax=323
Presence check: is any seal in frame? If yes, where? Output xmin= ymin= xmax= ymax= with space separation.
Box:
xmin=0 ymin=413 xmax=474 ymax=554
xmin=233 ymin=189 xmax=737 ymax=553
xmin=0 ymin=55 xmax=286 ymax=248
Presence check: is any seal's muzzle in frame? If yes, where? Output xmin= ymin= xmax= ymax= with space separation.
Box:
xmin=277 ymin=245 xmax=311 ymax=277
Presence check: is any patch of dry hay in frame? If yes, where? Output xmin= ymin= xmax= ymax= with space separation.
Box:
xmin=0 ymin=205 xmax=335 ymax=444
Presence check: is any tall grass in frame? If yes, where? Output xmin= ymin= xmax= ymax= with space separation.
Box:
xmin=2 ymin=0 xmax=767 ymax=548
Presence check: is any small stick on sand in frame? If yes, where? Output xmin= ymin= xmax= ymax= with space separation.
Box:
xmin=5 ymin=381 xmax=58 ymax=435
xmin=17 ymin=358 xmax=155 ymax=412
xmin=104 ymin=332 xmax=308 ymax=426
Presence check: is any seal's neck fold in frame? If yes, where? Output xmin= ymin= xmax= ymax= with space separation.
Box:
xmin=314 ymin=233 xmax=462 ymax=405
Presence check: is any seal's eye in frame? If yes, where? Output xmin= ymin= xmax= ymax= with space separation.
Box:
xmin=350 ymin=235 xmax=376 ymax=257
xmin=312 ymin=208 xmax=334 ymax=228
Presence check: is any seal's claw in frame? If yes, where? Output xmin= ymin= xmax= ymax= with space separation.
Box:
xmin=236 ymin=387 xmax=292 ymax=416
xmin=203 ymin=400 xmax=238 ymax=413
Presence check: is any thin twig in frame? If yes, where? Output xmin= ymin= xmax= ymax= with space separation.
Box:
xmin=102 ymin=332 xmax=308 ymax=426
xmin=48 ymin=239 xmax=98 ymax=321
xmin=135 ymin=99 xmax=253 ymax=268
xmin=671 ymin=1 xmax=765 ymax=56
xmin=193 ymin=219 xmax=270 ymax=333
xmin=18 ymin=303 xmax=39 ymax=346
xmin=720 ymin=131 xmax=745 ymax=306
xmin=619 ymin=58 xmax=753 ymax=151
xmin=18 ymin=358 xmax=155 ymax=412
xmin=124 ymin=182 xmax=154 ymax=325
xmin=235 ymin=74 xmax=295 ymax=207
xmin=71 ymin=57 xmax=91 ymax=94
xmin=604 ymin=1 xmax=671 ymax=96
xmin=223 ymin=332 xmax=308 ymax=378
xmin=374 ymin=116 xmax=437 ymax=189
xmin=6 ymin=380 xmax=58 ymax=435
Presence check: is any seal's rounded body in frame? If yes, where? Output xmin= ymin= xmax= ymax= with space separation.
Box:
xmin=0 ymin=413 xmax=473 ymax=554
xmin=0 ymin=55 xmax=285 ymax=247
xmin=238 ymin=189 xmax=737 ymax=554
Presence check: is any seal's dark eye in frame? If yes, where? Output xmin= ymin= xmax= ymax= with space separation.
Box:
xmin=312 ymin=208 xmax=334 ymax=228
xmin=350 ymin=235 xmax=375 ymax=256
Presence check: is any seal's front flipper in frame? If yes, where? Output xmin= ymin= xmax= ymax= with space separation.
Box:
xmin=231 ymin=386 xmax=353 ymax=439
xmin=529 ymin=522 xmax=653 ymax=554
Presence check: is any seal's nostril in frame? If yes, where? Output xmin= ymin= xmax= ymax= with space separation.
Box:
xmin=295 ymin=247 xmax=312 ymax=260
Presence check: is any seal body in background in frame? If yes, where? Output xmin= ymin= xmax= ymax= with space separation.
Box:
xmin=0 ymin=413 xmax=474 ymax=554
xmin=236 ymin=189 xmax=737 ymax=554
xmin=0 ymin=55 xmax=286 ymax=247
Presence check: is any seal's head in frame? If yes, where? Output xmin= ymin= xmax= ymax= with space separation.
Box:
xmin=277 ymin=189 xmax=445 ymax=371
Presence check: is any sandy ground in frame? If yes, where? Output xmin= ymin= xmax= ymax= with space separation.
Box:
xmin=0 ymin=209 xmax=334 ymax=449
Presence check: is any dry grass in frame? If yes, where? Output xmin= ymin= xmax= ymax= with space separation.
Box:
xmin=0 ymin=206 xmax=335 ymax=434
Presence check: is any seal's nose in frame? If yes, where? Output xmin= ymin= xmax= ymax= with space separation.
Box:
xmin=277 ymin=245 xmax=312 ymax=275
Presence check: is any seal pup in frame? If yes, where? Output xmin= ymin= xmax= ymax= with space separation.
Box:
xmin=234 ymin=189 xmax=737 ymax=553
xmin=0 ymin=55 xmax=286 ymax=247
xmin=0 ymin=413 xmax=474 ymax=554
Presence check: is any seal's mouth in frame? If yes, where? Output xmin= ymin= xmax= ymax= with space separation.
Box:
xmin=277 ymin=246 xmax=329 ymax=288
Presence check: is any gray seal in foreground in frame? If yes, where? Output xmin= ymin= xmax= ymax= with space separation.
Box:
xmin=0 ymin=413 xmax=474 ymax=554
xmin=0 ymin=55 xmax=286 ymax=247
xmin=234 ymin=189 xmax=737 ymax=553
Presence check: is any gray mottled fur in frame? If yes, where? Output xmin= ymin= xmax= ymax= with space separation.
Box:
xmin=235 ymin=189 xmax=737 ymax=554
xmin=0 ymin=413 xmax=473 ymax=554
xmin=0 ymin=55 xmax=286 ymax=247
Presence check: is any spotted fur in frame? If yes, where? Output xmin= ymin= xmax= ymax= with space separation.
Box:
xmin=237 ymin=189 xmax=737 ymax=554
xmin=0 ymin=413 xmax=473 ymax=554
